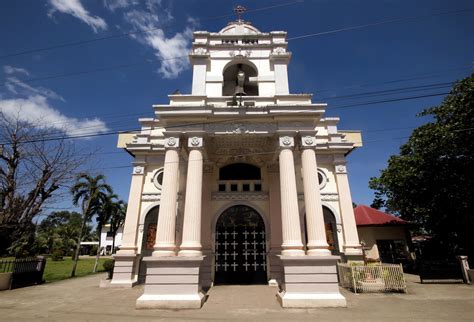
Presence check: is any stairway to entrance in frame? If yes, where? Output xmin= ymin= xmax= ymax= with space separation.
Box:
xmin=203 ymin=285 xmax=281 ymax=311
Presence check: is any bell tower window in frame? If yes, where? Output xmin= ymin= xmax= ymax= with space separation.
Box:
xmin=222 ymin=62 xmax=258 ymax=96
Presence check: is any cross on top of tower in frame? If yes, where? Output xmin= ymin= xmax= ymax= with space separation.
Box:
xmin=233 ymin=5 xmax=246 ymax=22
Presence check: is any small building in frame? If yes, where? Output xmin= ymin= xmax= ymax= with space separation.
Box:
xmin=354 ymin=205 xmax=413 ymax=265
xmin=100 ymin=225 xmax=123 ymax=254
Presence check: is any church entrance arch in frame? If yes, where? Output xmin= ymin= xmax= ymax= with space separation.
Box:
xmin=214 ymin=205 xmax=267 ymax=285
xmin=138 ymin=206 xmax=159 ymax=283
xmin=323 ymin=206 xmax=340 ymax=255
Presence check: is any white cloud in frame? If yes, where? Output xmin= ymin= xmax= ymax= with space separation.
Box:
xmin=0 ymin=96 xmax=108 ymax=137
xmin=103 ymin=0 xmax=139 ymax=12
xmin=1 ymin=66 xmax=108 ymax=137
xmin=48 ymin=0 xmax=107 ymax=33
xmin=4 ymin=76 xmax=65 ymax=102
xmin=4 ymin=65 xmax=30 ymax=76
xmin=124 ymin=7 xmax=194 ymax=78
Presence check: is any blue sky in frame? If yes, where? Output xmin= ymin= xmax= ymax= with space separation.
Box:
xmin=0 ymin=0 xmax=472 ymax=213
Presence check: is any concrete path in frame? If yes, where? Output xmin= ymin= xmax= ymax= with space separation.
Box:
xmin=0 ymin=274 xmax=473 ymax=321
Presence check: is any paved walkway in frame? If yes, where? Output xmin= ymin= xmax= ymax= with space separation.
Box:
xmin=0 ymin=274 xmax=473 ymax=321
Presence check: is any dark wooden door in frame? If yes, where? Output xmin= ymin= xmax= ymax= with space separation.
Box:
xmin=214 ymin=206 xmax=267 ymax=285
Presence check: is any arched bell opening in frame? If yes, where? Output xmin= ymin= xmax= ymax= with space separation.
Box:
xmin=214 ymin=205 xmax=267 ymax=285
xmin=138 ymin=206 xmax=159 ymax=283
xmin=222 ymin=61 xmax=258 ymax=96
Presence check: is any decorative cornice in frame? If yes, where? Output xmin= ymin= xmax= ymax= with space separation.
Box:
xmin=297 ymin=192 xmax=339 ymax=201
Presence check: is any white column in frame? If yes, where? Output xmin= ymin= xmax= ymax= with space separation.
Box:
xmin=153 ymin=137 xmax=180 ymax=257
xmin=278 ymin=135 xmax=305 ymax=256
xmin=334 ymin=157 xmax=362 ymax=256
xmin=179 ymin=136 xmax=204 ymax=256
xmin=117 ymin=165 xmax=145 ymax=254
xmin=300 ymin=135 xmax=331 ymax=256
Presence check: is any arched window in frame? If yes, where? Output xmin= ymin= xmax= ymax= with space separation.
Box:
xmin=222 ymin=62 xmax=258 ymax=96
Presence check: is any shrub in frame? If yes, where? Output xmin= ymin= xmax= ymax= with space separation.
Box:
xmin=51 ymin=249 xmax=64 ymax=261
xmin=103 ymin=259 xmax=115 ymax=279
xmin=89 ymin=245 xmax=98 ymax=256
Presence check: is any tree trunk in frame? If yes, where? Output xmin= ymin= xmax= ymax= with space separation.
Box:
xmin=92 ymin=224 xmax=102 ymax=273
xmin=71 ymin=211 xmax=88 ymax=277
xmin=111 ymin=228 xmax=116 ymax=254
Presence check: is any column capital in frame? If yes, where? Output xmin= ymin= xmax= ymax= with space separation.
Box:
xmin=300 ymin=135 xmax=317 ymax=149
xmin=187 ymin=136 xmax=204 ymax=149
xmin=278 ymin=135 xmax=295 ymax=149
xmin=132 ymin=165 xmax=145 ymax=175
xmin=335 ymin=164 xmax=347 ymax=174
xmin=164 ymin=136 xmax=180 ymax=149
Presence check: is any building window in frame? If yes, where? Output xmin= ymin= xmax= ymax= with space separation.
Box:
xmin=317 ymin=169 xmax=327 ymax=190
xmin=153 ymin=168 xmax=164 ymax=190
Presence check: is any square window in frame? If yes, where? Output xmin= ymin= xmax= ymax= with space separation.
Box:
xmin=230 ymin=184 xmax=238 ymax=191
xmin=243 ymin=184 xmax=250 ymax=191
xmin=219 ymin=184 xmax=226 ymax=192
xmin=254 ymin=184 xmax=262 ymax=191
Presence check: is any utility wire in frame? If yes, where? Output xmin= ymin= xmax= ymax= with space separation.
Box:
xmin=0 ymin=90 xmax=453 ymax=146
xmin=0 ymin=0 xmax=304 ymax=60
xmin=287 ymin=7 xmax=474 ymax=41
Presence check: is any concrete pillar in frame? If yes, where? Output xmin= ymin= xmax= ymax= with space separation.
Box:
xmin=300 ymin=135 xmax=331 ymax=256
xmin=334 ymin=157 xmax=362 ymax=257
xmin=153 ymin=137 xmax=180 ymax=257
xmin=278 ymin=135 xmax=304 ymax=256
xmin=110 ymin=163 xmax=145 ymax=287
xmin=179 ymin=136 xmax=204 ymax=256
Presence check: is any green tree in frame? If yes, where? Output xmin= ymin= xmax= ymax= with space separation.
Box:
xmin=36 ymin=211 xmax=94 ymax=256
xmin=70 ymin=174 xmax=112 ymax=277
xmin=92 ymin=192 xmax=118 ymax=272
xmin=109 ymin=200 xmax=126 ymax=254
xmin=369 ymin=73 xmax=474 ymax=260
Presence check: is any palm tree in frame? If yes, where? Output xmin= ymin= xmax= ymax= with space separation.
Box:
xmin=93 ymin=192 xmax=118 ymax=272
xmin=109 ymin=200 xmax=126 ymax=254
xmin=70 ymin=173 xmax=112 ymax=277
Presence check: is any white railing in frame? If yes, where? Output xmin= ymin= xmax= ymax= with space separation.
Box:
xmin=337 ymin=263 xmax=407 ymax=293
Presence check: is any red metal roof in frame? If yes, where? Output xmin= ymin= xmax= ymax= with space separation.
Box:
xmin=354 ymin=205 xmax=407 ymax=226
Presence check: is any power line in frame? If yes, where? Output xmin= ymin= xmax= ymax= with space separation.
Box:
xmin=34 ymin=78 xmax=459 ymax=135
xmin=315 ymin=65 xmax=472 ymax=94
xmin=319 ymin=81 xmax=453 ymax=101
xmin=0 ymin=0 xmax=304 ymax=60
xmin=328 ymin=92 xmax=449 ymax=110
xmin=287 ymin=7 xmax=474 ymax=41
xmin=0 ymin=90 xmax=452 ymax=146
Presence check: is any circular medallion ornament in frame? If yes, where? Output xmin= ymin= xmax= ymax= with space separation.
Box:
xmin=282 ymin=136 xmax=292 ymax=146
xmin=167 ymin=137 xmax=176 ymax=146
xmin=304 ymin=136 xmax=314 ymax=145
xmin=190 ymin=137 xmax=201 ymax=146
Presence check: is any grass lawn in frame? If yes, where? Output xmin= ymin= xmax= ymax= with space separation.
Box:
xmin=43 ymin=257 xmax=108 ymax=283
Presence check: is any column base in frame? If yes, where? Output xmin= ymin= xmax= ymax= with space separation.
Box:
xmin=136 ymin=256 xmax=206 ymax=309
xmin=109 ymin=253 xmax=140 ymax=288
xmin=278 ymin=255 xmax=346 ymax=308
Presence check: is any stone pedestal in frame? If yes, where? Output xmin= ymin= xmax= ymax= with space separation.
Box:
xmin=277 ymin=255 xmax=346 ymax=308
xmin=136 ymin=256 xmax=206 ymax=309
xmin=109 ymin=254 xmax=139 ymax=288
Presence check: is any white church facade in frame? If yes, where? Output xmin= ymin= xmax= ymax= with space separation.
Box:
xmin=111 ymin=17 xmax=363 ymax=309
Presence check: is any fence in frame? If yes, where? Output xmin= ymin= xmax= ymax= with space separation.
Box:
xmin=338 ymin=263 xmax=407 ymax=293
xmin=0 ymin=257 xmax=46 ymax=289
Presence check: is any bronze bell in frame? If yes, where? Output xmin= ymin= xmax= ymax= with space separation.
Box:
xmin=234 ymin=69 xmax=246 ymax=96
